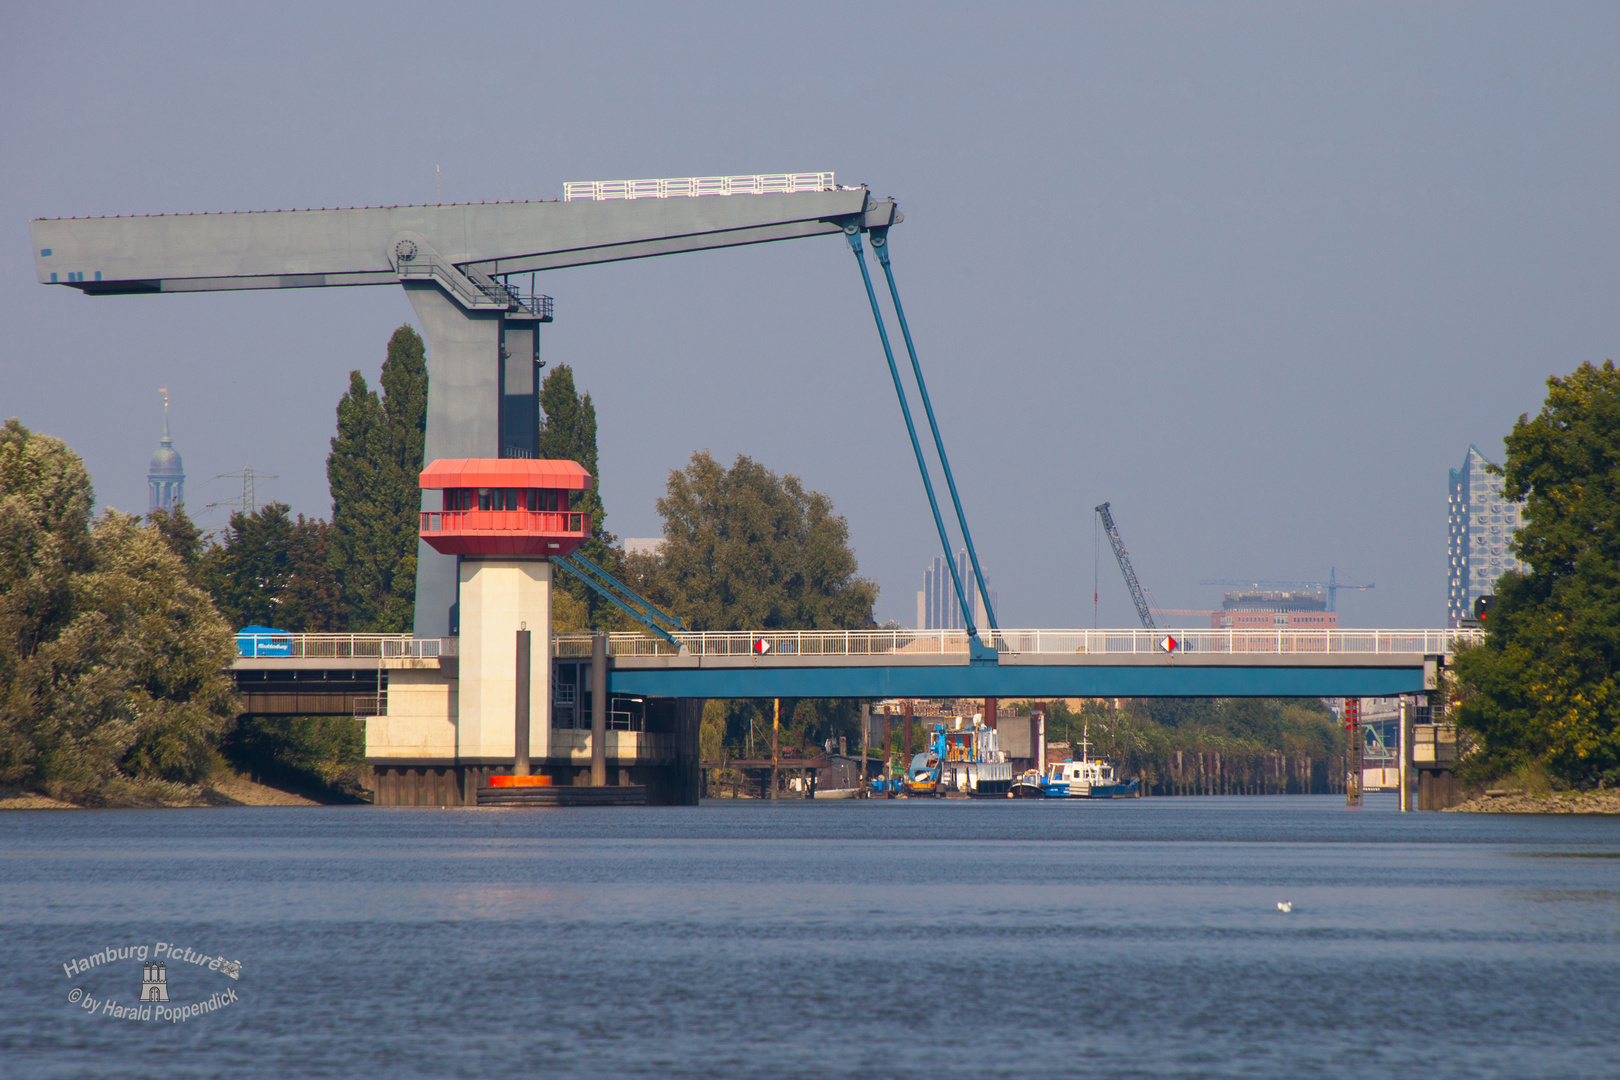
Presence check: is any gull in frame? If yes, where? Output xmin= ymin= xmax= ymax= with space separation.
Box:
xmin=1277 ymin=901 xmax=1293 ymax=913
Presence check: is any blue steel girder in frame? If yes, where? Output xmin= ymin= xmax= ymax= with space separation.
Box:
xmin=842 ymin=217 xmax=995 ymax=661
xmin=552 ymin=552 xmax=682 ymax=646
xmin=604 ymin=664 xmax=1426 ymax=700
xmin=868 ymin=225 xmax=997 ymax=636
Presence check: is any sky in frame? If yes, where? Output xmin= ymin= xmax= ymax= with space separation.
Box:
xmin=3 ymin=2 xmax=1616 ymax=629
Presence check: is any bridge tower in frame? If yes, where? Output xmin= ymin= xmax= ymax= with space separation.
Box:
xmin=417 ymin=458 xmax=592 ymax=773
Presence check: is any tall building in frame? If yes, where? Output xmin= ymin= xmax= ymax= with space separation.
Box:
xmin=916 ymin=548 xmax=996 ymax=630
xmin=147 ymin=393 xmax=185 ymax=514
xmin=1448 ymin=445 xmax=1523 ymax=626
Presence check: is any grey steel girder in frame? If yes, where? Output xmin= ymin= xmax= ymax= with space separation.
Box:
xmin=31 ymin=185 xmax=902 ymax=639
xmin=30 ymin=191 xmax=899 ymax=292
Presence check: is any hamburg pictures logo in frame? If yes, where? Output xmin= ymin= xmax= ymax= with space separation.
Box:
xmin=61 ymin=941 xmax=244 ymax=1024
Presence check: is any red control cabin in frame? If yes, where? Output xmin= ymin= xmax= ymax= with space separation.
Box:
xmin=418 ymin=459 xmax=592 ymax=557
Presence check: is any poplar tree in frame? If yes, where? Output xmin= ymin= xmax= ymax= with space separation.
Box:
xmin=326 ymin=325 xmax=427 ymax=631
xmin=537 ymin=365 xmax=620 ymax=625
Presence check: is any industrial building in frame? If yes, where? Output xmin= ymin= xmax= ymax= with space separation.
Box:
xmin=1210 ymin=590 xmax=1337 ymax=630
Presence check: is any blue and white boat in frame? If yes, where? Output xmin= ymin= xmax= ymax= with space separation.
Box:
xmin=1041 ymin=729 xmax=1139 ymax=798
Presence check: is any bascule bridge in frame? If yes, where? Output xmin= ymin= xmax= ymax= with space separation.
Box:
xmin=31 ymin=176 xmax=1465 ymax=806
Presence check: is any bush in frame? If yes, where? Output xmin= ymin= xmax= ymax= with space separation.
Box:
xmin=222 ymin=716 xmax=368 ymax=800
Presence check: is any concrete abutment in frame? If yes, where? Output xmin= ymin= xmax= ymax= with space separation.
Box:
xmin=367 ymin=693 xmax=703 ymax=807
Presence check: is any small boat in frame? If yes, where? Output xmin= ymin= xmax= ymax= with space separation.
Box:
xmin=905 ymin=750 xmax=944 ymax=796
xmin=1042 ymin=727 xmax=1139 ymax=798
xmin=1043 ymin=758 xmax=1138 ymax=798
xmin=1008 ymin=769 xmax=1064 ymax=798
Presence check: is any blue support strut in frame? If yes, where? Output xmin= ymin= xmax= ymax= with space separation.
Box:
xmin=553 ymin=551 xmax=681 ymax=647
xmin=843 ymin=222 xmax=988 ymax=658
xmin=869 ymin=226 xmax=998 ymax=634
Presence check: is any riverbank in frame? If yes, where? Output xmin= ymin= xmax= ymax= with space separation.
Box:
xmin=0 ymin=773 xmax=325 ymax=810
xmin=1446 ymin=787 xmax=1620 ymax=814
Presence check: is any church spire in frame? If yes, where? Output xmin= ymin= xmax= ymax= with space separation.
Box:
xmin=148 ymin=388 xmax=185 ymax=514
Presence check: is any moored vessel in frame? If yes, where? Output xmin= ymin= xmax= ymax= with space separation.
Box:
xmin=1042 ymin=728 xmax=1139 ymax=798
xmin=897 ymin=718 xmax=1014 ymax=796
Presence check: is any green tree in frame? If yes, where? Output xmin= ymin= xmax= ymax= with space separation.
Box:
xmin=0 ymin=418 xmax=95 ymax=781
xmin=703 ymin=695 xmax=866 ymax=758
xmin=284 ymin=517 xmax=344 ymax=632
xmin=0 ymin=419 xmax=239 ymax=804
xmin=223 ymin=714 xmax=367 ymax=800
xmin=147 ymin=503 xmax=205 ymax=579
xmin=537 ymin=364 xmax=621 ymax=625
xmin=1455 ymin=360 xmax=1620 ymax=787
xmin=200 ymin=503 xmax=343 ymax=632
xmin=327 ymin=325 xmax=426 ymax=631
xmin=626 ymin=450 xmax=877 ymax=631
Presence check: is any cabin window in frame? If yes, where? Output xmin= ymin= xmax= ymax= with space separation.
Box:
xmin=440 ymin=487 xmax=578 ymax=512
xmin=481 ymin=488 xmax=517 ymax=511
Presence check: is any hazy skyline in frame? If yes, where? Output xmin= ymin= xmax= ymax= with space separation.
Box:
xmin=4 ymin=2 xmax=1616 ymax=628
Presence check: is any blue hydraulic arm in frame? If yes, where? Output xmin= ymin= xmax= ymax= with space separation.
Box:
xmin=868 ymin=225 xmax=998 ymax=635
xmin=843 ymin=221 xmax=986 ymax=658
xmin=553 ymin=550 xmax=683 ymax=647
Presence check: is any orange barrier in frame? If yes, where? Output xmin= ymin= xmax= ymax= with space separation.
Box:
xmin=487 ymin=775 xmax=553 ymax=787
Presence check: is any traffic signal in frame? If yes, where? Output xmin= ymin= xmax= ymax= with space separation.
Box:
xmin=1342 ymin=697 xmax=1360 ymax=731
xmin=1473 ymin=595 xmax=1495 ymax=622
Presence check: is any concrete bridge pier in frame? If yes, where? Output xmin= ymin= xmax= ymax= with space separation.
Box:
xmin=367 ymin=691 xmax=702 ymax=806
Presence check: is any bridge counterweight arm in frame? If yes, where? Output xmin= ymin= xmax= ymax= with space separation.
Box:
xmin=31 ymin=180 xmax=901 ymax=641
xmin=31 ymin=191 xmax=898 ymax=295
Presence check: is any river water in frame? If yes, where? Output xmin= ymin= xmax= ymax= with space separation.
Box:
xmin=3 ymin=794 xmax=1617 ymax=1078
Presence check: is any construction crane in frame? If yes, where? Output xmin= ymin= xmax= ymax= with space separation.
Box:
xmin=1198 ymin=567 xmax=1374 ymax=613
xmin=1095 ymin=502 xmax=1157 ymax=630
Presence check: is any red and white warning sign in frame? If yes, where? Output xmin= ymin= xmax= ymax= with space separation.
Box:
xmin=752 ymin=638 xmax=771 ymax=655
xmin=1158 ymin=635 xmax=1178 ymax=653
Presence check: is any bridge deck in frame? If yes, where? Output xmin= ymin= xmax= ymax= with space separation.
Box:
xmin=233 ymin=629 xmax=1471 ymax=701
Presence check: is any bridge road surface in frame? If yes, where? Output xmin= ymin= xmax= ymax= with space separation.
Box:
xmin=233 ymin=628 xmax=1468 ymax=711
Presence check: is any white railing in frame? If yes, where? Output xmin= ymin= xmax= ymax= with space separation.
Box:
xmin=235 ymin=629 xmax=1478 ymax=662
xmin=562 ymin=172 xmax=838 ymax=202
xmin=234 ymin=633 xmax=456 ymax=660
xmin=551 ymin=628 xmax=1482 ymax=660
